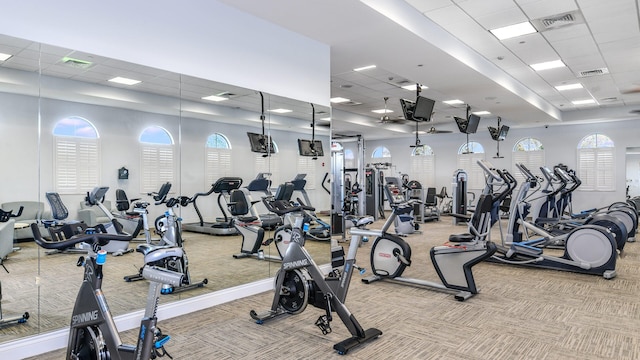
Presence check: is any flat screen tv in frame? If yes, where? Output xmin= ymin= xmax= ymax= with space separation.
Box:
xmin=466 ymin=114 xmax=480 ymax=134
xmin=247 ymin=132 xmax=275 ymax=154
xmin=399 ymin=98 xmax=415 ymax=121
xmin=497 ymin=125 xmax=509 ymax=140
xmin=412 ymin=96 xmax=435 ymax=121
xmin=298 ymin=139 xmax=324 ymax=158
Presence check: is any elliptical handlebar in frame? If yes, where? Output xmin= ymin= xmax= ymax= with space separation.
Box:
xmin=30 ymin=219 xmax=133 ymax=250
xmin=0 ymin=206 xmax=24 ymax=222
xmin=261 ymin=196 xmax=315 ymax=216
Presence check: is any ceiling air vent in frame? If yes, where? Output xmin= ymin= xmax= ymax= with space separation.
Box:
xmin=577 ymin=67 xmax=609 ymax=78
xmin=60 ymin=56 xmax=93 ymax=69
xmin=532 ymin=11 xmax=584 ymax=31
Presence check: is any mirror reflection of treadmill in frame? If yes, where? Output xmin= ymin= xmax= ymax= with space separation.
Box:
xmin=182 ymin=177 xmax=243 ymax=235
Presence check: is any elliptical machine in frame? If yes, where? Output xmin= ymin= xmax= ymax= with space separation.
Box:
xmin=488 ymin=163 xmax=619 ymax=279
xmin=123 ymin=182 xmax=208 ymax=294
xmin=31 ymin=221 xmax=181 ymax=359
xmin=250 ymin=202 xmax=382 ymax=355
xmin=362 ymin=162 xmax=502 ymax=301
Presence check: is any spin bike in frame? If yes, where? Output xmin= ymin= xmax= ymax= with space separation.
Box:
xmin=250 ymin=203 xmax=382 ymax=355
xmin=361 ymin=165 xmax=501 ymax=301
xmin=124 ymin=183 xmax=208 ymax=294
xmin=30 ymin=221 xmax=180 ymax=359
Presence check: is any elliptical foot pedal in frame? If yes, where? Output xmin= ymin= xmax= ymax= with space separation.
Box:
xmin=333 ymin=328 xmax=382 ymax=355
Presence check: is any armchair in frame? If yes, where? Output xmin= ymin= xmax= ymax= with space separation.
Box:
xmin=1 ymin=201 xmax=44 ymax=240
xmin=77 ymin=200 xmax=113 ymax=227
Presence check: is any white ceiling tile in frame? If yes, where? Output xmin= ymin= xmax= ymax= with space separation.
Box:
xmin=551 ymin=35 xmax=600 ymax=59
xmin=424 ymin=4 xmax=471 ymax=27
xmin=406 ymin=0 xmax=453 ymax=13
xmin=519 ymin=0 xmax=578 ymax=20
xmin=502 ymin=32 xmax=558 ymax=64
xmin=540 ymin=23 xmax=591 ymax=42
xmin=474 ymin=8 xmax=530 ymax=30
xmin=456 ymin=0 xmax=518 ymax=19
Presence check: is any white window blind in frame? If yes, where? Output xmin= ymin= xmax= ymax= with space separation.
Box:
xmin=141 ymin=144 xmax=175 ymax=193
xmin=578 ymin=147 xmax=614 ymax=191
xmin=297 ymin=157 xmax=317 ymax=189
xmin=205 ymin=148 xmax=231 ymax=186
xmin=410 ymin=155 xmax=435 ymax=187
xmin=54 ymin=137 xmax=100 ymax=194
xmin=457 ymin=152 xmax=485 ymax=190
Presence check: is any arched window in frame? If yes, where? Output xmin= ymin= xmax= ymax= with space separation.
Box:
xmin=372 ymin=146 xmax=391 ymax=159
xmin=577 ymin=133 xmax=615 ymax=191
xmin=205 ymin=133 xmax=232 ymax=185
xmin=411 ymin=145 xmax=435 ymax=186
xmin=512 ymin=137 xmax=545 ymax=186
xmin=139 ymin=126 xmax=175 ymax=193
xmin=53 ymin=117 xmax=100 ymax=194
xmin=457 ymin=142 xmax=485 ymax=190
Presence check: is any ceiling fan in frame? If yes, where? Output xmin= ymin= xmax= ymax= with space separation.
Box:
xmin=379 ymin=97 xmax=406 ymax=124
xmin=427 ymin=126 xmax=452 ymax=134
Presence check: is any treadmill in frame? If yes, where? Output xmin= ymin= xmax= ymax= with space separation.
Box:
xmin=183 ymin=177 xmax=242 ymax=235
xmin=245 ymin=173 xmax=283 ymax=229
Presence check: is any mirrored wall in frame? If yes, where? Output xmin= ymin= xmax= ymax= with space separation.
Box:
xmin=0 ymin=33 xmax=330 ymax=344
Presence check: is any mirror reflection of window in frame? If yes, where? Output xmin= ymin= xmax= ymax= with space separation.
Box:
xmin=205 ymin=133 xmax=232 ymax=186
xmin=53 ymin=116 xmax=100 ymax=194
xmin=139 ymin=126 xmax=175 ymax=193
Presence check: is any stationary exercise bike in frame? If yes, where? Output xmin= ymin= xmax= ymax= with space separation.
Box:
xmin=361 ymin=164 xmax=501 ymax=301
xmin=250 ymin=202 xmax=382 ymax=355
xmin=124 ymin=183 xmax=208 ymax=294
xmin=30 ymin=221 xmax=181 ymax=359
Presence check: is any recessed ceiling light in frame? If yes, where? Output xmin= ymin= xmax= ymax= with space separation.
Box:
xmin=353 ymin=64 xmax=376 ymax=72
xmin=490 ymin=21 xmax=537 ymax=40
xmin=572 ymin=99 xmax=596 ymax=105
xmin=108 ymin=76 xmax=141 ymax=85
xmin=0 ymin=52 xmax=13 ymax=61
xmin=372 ymin=109 xmax=393 ymax=114
xmin=268 ymin=108 xmax=292 ymax=113
xmin=555 ymin=83 xmax=583 ymax=91
xmin=473 ymin=111 xmax=491 ymax=115
xmin=401 ymin=84 xmax=428 ymax=91
xmin=530 ymin=60 xmax=565 ymax=71
xmin=443 ymin=99 xmax=464 ymax=105
xmin=330 ymin=97 xmax=351 ymax=103
xmin=201 ymin=95 xmax=228 ymax=102
xmin=321 ymin=117 xmax=331 ymax=121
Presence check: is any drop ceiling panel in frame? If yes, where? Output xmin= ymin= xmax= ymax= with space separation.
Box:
xmin=406 ymin=0 xmax=453 ymax=13
xmin=550 ymin=35 xmax=600 ymax=60
xmin=424 ymin=4 xmax=471 ymax=27
xmin=474 ymin=8 xmax=531 ymax=30
xmin=518 ymin=0 xmax=578 ymax=20
xmin=501 ymin=32 xmax=558 ymax=64
xmin=540 ymin=23 xmax=591 ymax=42
xmin=455 ymin=0 xmax=519 ymax=19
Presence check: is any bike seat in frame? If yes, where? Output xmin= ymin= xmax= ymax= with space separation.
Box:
xmin=448 ymin=233 xmax=475 ymax=243
xmin=346 ymin=215 xmax=374 ymax=227
xmin=136 ymin=243 xmax=172 ymax=255
xmin=237 ymin=215 xmax=259 ymax=223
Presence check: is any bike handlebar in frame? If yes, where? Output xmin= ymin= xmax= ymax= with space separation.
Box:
xmin=30 ymin=219 xmax=133 ymax=250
